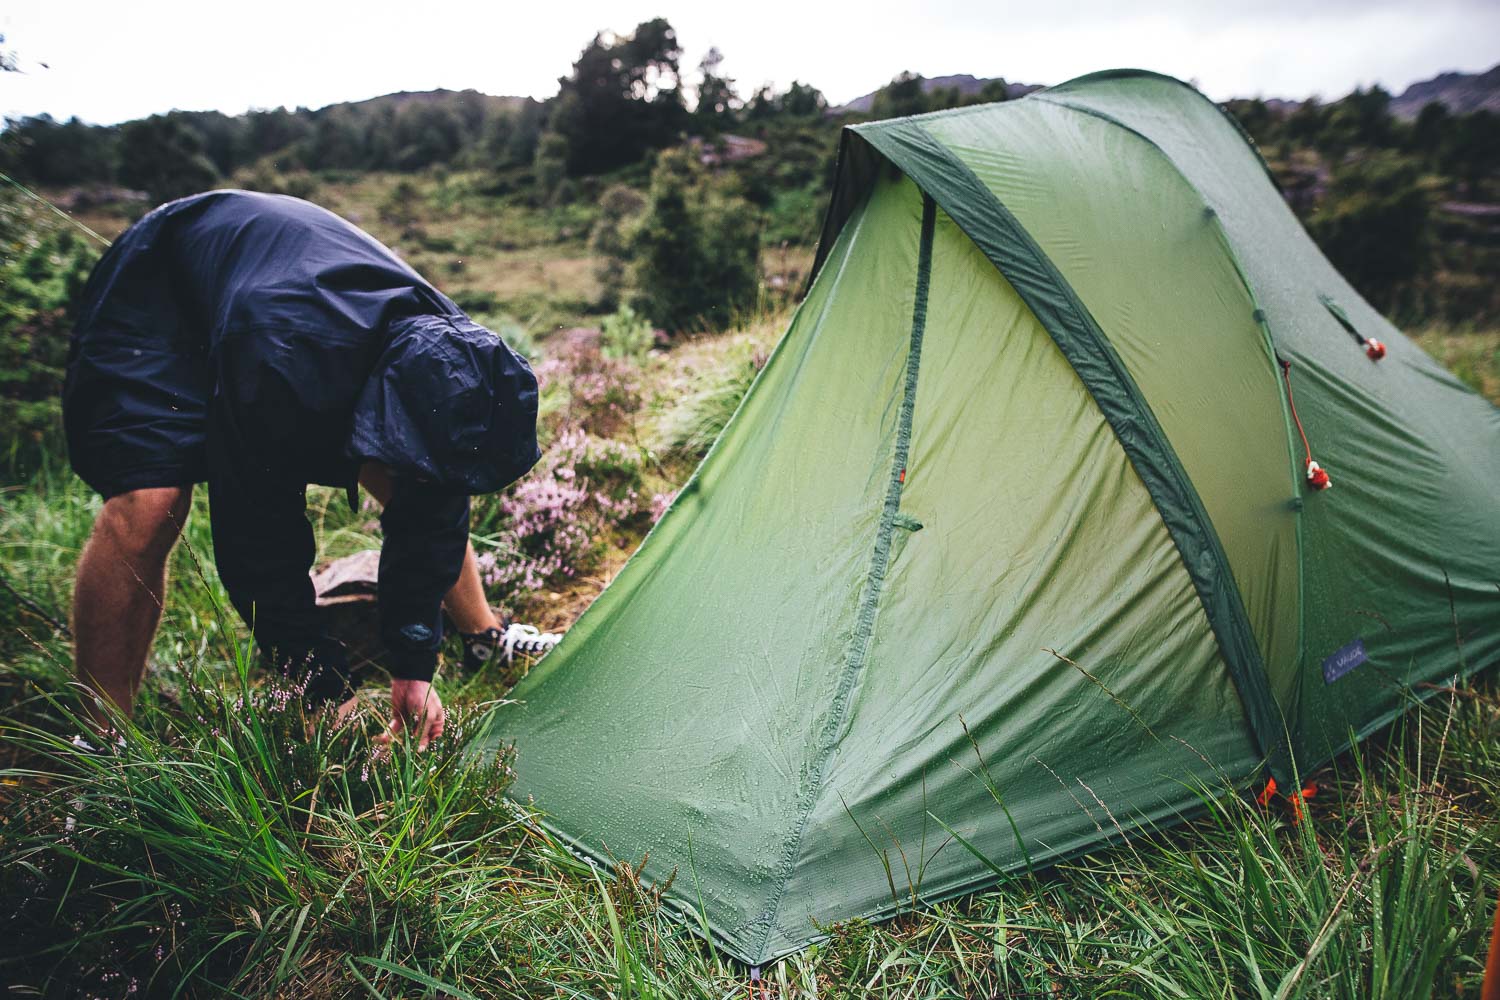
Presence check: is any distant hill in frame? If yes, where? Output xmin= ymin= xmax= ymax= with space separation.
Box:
xmin=1262 ymin=98 xmax=1303 ymax=115
xmin=332 ymin=88 xmax=532 ymax=115
xmin=1391 ymin=64 xmax=1500 ymax=118
xmin=833 ymin=74 xmax=1042 ymax=115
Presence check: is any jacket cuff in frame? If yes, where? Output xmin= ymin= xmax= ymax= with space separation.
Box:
xmin=387 ymin=644 xmax=438 ymax=682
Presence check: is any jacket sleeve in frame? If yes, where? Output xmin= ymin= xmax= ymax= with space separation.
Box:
xmin=377 ymin=478 xmax=471 ymax=682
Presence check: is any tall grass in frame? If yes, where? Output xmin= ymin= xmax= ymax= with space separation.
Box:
xmin=2 ymin=516 xmax=1494 ymax=996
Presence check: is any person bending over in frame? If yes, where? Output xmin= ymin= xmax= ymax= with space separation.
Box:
xmin=64 ymin=190 xmax=540 ymax=745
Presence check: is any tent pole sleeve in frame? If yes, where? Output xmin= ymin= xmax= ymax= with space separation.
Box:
xmin=753 ymin=193 xmax=937 ymax=958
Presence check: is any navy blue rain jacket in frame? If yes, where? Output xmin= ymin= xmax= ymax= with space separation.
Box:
xmin=67 ymin=191 xmax=540 ymax=683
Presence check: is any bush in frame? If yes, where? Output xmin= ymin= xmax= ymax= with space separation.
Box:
xmin=600 ymin=304 xmax=655 ymax=362
xmin=532 ymin=132 xmax=568 ymax=205
xmin=628 ymin=147 xmax=762 ymax=334
xmin=0 ymin=203 xmax=99 ymax=477
xmin=235 ymin=164 xmax=318 ymax=199
xmin=588 ymin=184 xmax=647 ymax=310
xmin=1308 ymin=152 xmax=1433 ymax=316
xmin=117 ymin=115 xmax=221 ymax=205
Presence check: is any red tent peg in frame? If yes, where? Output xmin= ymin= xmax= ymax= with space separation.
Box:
xmin=1365 ymin=339 xmax=1386 ymax=361
xmin=1306 ymin=460 xmax=1331 ymax=491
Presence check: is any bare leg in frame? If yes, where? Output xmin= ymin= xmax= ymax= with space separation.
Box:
xmin=73 ymin=487 xmax=192 ymax=729
xmin=357 ymin=464 xmax=500 ymax=634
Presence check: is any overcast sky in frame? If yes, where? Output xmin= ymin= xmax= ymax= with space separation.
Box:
xmin=3 ymin=0 xmax=1497 ymax=125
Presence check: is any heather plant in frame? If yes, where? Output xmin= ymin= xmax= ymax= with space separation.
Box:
xmin=474 ymin=428 xmax=646 ymax=604
xmin=534 ymin=336 xmax=644 ymax=439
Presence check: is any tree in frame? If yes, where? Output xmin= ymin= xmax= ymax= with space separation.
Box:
xmin=302 ymin=106 xmax=367 ymax=171
xmin=741 ymin=80 xmax=826 ymax=121
xmin=549 ymin=19 xmax=689 ymax=175
xmin=694 ymin=47 xmax=739 ymax=133
xmin=1409 ymin=102 xmax=1450 ymax=161
xmin=1308 ymin=152 xmax=1432 ymax=314
xmin=532 ymin=132 xmax=569 ymax=203
xmin=973 ymin=78 xmax=1011 ymax=105
xmin=503 ymin=100 xmax=545 ymax=167
xmin=393 ymin=102 xmax=463 ymax=170
xmin=589 ymin=184 xmax=648 ymax=309
xmin=245 ymin=107 xmax=313 ymax=164
xmin=744 ymin=85 xmax=777 ymax=122
xmin=1320 ymin=86 xmax=1394 ymax=155
xmin=2 ymin=115 xmax=117 ymax=185
xmin=1441 ymin=110 xmax=1499 ymax=197
xmin=628 ymin=147 xmax=761 ymax=332
xmin=1225 ymin=98 xmax=1276 ymax=147
xmin=117 ymin=115 xmax=220 ymax=204
xmin=871 ymin=72 xmax=928 ymax=119
xmin=1283 ymin=97 xmax=1328 ymax=147
xmin=780 ymin=81 xmax=827 ymax=118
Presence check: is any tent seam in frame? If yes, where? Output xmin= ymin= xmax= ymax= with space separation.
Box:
xmin=750 ymin=192 xmax=937 ymax=960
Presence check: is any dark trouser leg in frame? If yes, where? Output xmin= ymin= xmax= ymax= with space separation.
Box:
xmin=207 ymin=458 xmax=354 ymax=705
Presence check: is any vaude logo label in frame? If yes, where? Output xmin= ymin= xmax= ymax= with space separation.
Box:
xmin=1322 ymin=638 xmax=1367 ymax=685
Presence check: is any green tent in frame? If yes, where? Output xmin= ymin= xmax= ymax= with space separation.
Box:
xmin=481 ymin=70 xmax=1500 ymax=964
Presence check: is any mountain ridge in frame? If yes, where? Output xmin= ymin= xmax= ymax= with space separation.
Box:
xmin=1390 ymin=63 xmax=1500 ymax=118
xmin=827 ymin=63 xmax=1500 ymax=118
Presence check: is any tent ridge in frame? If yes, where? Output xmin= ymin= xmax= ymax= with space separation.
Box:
xmin=1043 ymin=71 xmax=1286 ymax=192
xmin=854 ymin=120 xmax=1291 ymax=777
xmin=750 ymin=194 xmax=938 ymax=959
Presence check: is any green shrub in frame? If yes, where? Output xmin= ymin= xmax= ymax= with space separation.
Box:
xmin=1308 ymin=152 xmax=1433 ymax=316
xmin=600 ymin=304 xmax=654 ymax=362
xmin=0 ymin=202 xmax=100 ymax=478
xmin=628 ymin=147 xmax=762 ymax=334
xmin=588 ymin=184 xmax=647 ymax=309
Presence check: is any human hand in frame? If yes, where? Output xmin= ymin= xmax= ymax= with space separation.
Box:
xmin=383 ymin=679 xmax=446 ymax=750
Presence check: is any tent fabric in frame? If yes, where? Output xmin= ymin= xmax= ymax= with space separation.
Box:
xmin=480 ymin=71 xmax=1500 ymax=964
xmin=1031 ymin=73 xmax=1500 ymax=762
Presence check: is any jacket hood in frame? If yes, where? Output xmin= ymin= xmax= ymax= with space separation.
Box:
xmin=349 ymin=314 xmax=541 ymax=494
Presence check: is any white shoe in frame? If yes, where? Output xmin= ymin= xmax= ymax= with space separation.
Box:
xmin=501 ymin=623 xmax=563 ymax=662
